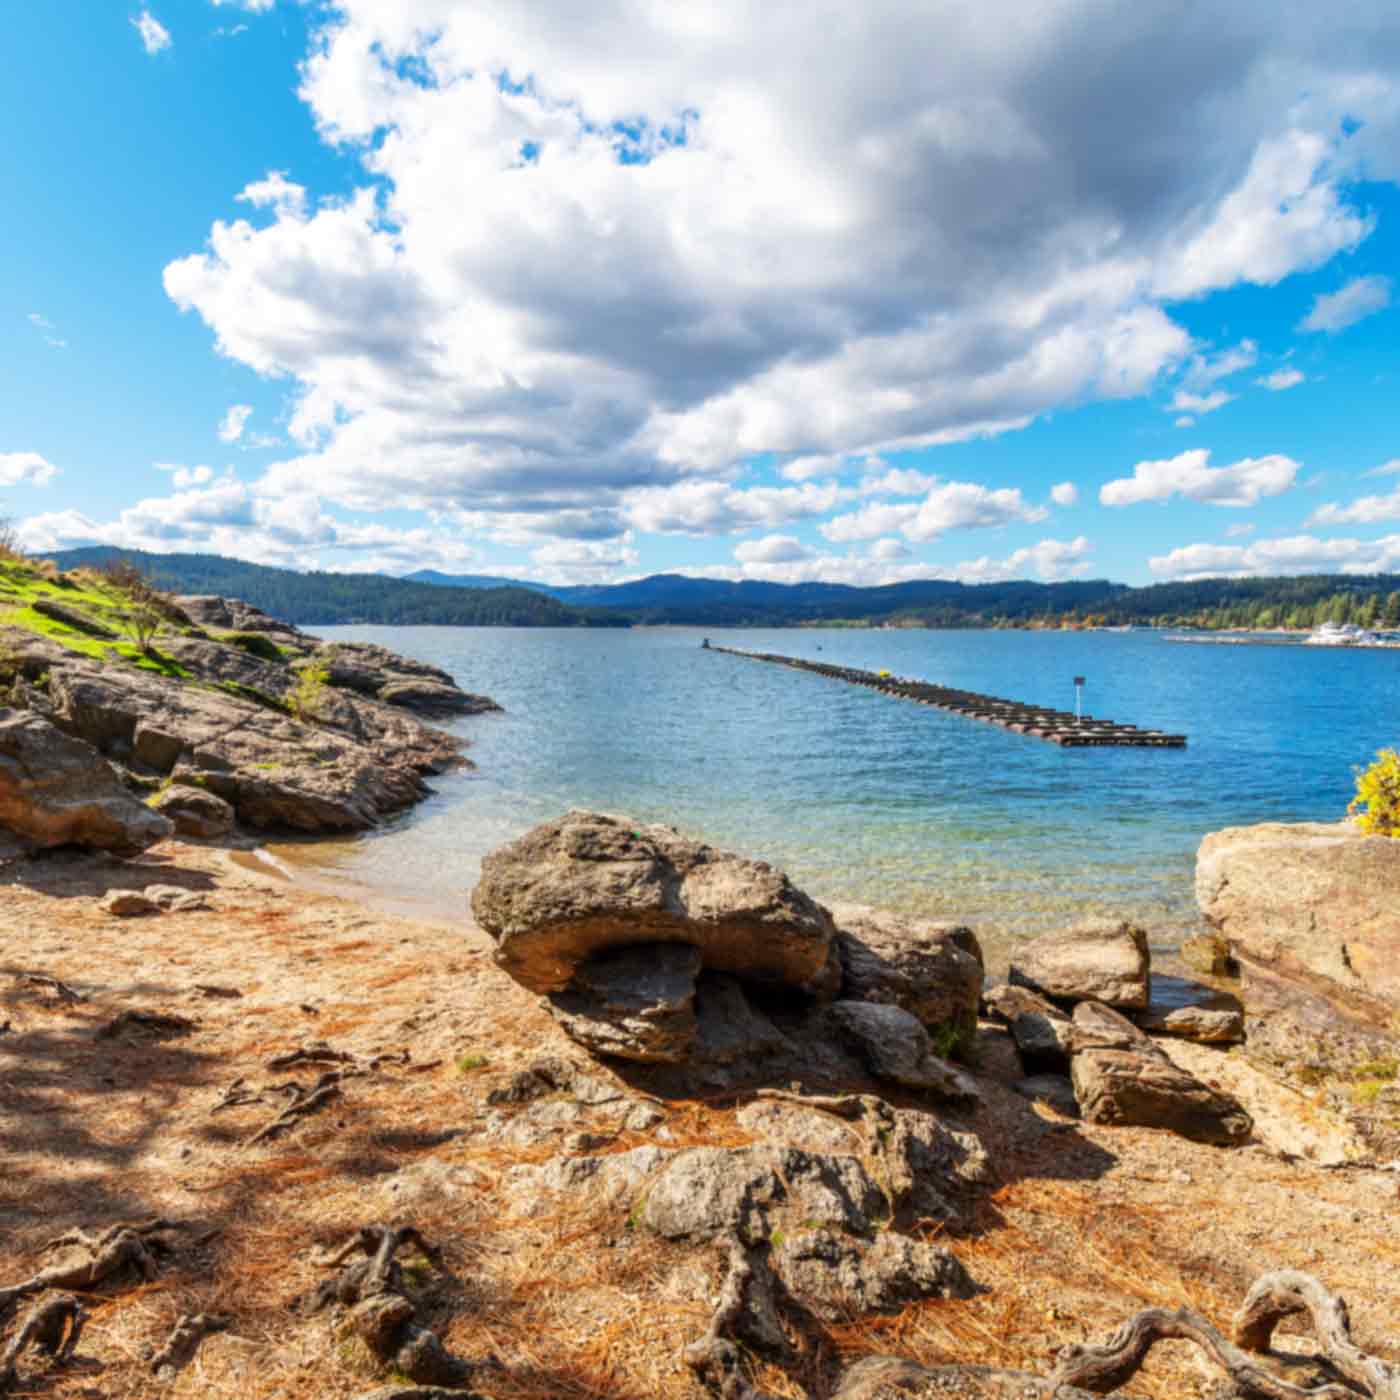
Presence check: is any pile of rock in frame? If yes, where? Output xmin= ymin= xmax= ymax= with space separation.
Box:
xmin=471 ymin=810 xmax=983 ymax=1101
xmin=983 ymin=917 xmax=1252 ymax=1145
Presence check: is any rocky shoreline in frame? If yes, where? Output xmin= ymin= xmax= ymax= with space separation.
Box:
xmin=0 ymin=576 xmax=1397 ymax=1398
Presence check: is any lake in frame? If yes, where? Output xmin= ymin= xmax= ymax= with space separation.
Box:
xmin=285 ymin=625 xmax=1400 ymax=952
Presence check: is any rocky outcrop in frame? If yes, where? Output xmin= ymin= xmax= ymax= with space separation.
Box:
xmin=833 ymin=906 xmax=983 ymax=1045
xmin=472 ymin=811 xmax=840 ymax=997
xmin=1134 ymin=1004 xmax=1244 ymax=1043
xmin=0 ymin=710 xmax=172 ymax=853
xmin=1009 ymin=919 xmax=1150 ymax=1008
xmin=1069 ymin=1001 xmax=1252 ymax=1146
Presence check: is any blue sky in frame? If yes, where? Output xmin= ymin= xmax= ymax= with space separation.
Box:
xmin=4 ymin=1 xmax=1400 ymax=587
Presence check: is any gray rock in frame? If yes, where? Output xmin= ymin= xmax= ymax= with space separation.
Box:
xmin=833 ymin=905 xmax=983 ymax=1046
xmin=826 ymin=1001 xmax=978 ymax=1101
xmin=143 ymin=883 xmax=210 ymax=912
xmin=773 ymin=1229 xmax=978 ymax=1320
xmin=472 ymin=810 xmax=839 ymax=999
xmin=1013 ymin=1074 xmax=1080 ymax=1117
xmin=1069 ymin=1002 xmax=1252 ymax=1146
xmin=983 ymin=983 xmax=1076 ymax=1070
xmin=378 ymin=678 xmax=498 ymax=716
xmin=1135 ymin=1005 xmax=1244 ymax=1044
xmin=547 ymin=944 xmax=702 ymax=1063
xmin=508 ymin=1145 xmax=671 ymax=1216
xmin=1009 ymin=918 xmax=1150 ymax=1009
xmin=0 ymin=711 xmax=172 ymax=854
xmin=641 ymin=1146 xmax=886 ymax=1244
xmin=149 ymin=783 xmax=235 ymax=839
xmin=692 ymin=974 xmax=790 ymax=1065
xmin=972 ymin=1023 xmax=1025 ymax=1085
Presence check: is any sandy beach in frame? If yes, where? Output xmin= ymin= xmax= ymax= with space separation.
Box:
xmin=2 ymin=834 xmax=1397 ymax=1398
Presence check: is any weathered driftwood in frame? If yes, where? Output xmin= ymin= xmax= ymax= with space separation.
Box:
xmin=312 ymin=1225 xmax=476 ymax=1390
xmin=150 ymin=1311 xmax=232 ymax=1378
xmin=687 ymin=1243 xmax=1398 ymax=1400
xmin=0 ymin=1220 xmax=184 ymax=1319
xmin=1234 ymin=1270 xmax=1400 ymax=1400
xmin=0 ymin=1294 xmax=86 ymax=1395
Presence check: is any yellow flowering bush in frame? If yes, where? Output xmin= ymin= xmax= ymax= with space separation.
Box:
xmin=1350 ymin=748 xmax=1400 ymax=836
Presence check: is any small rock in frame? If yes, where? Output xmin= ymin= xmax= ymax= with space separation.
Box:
xmin=101 ymin=890 xmax=160 ymax=917
xmin=1136 ymin=1005 xmax=1244 ymax=1044
xmin=1179 ymin=931 xmax=1233 ymax=976
xmin=150 ymin=784 xmax=235 ymax=840
xmin=144 ymin=884 xmax=210 ymax=913
xmin=983 ymin=983 xmax=1076 ymax=1070
xmin=772 ymin=1228 xmax=978 ymax=1320
xmin=827 ymin=1001 xmax=979 ymax=1101
xmin=1009 ymin=919 xmax=1151 ymax=1009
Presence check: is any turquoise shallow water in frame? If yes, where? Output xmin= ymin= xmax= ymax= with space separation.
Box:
xmin=295 ymin=626 xmax=1400 ymax=947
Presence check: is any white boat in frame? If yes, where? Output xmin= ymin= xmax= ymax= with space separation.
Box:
xmin=1305 ymin=621 xmax=1379 ymax=646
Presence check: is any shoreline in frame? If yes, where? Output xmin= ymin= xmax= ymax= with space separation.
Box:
xmin=2 ymin=832 xmax=1396 ymax=1398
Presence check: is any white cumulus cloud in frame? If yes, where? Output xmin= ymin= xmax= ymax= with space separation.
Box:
xmin=132 ymin=10 xmax=172 ymax=55
xmin=1099 ymin=449 xmax=1299 ymax=508
xmin=1298 ymin=274 xmax=1392 ymax=333
xmin=218 ymin=405 xmax=253 ymax=442
xmin=0 ymin=452 xmax=59 ymax=487
xmin=1150 ymin=533 xmax=1400 ymax=580
xmin=1308 ymin=485 xmax=1400 ymax=526
xmin=823 ymin=481 xmax=1046 ymax=543
xmin=1257 ymin=367 xmax=1304 ymax=391
xmin=1050 ymin=481 xmax=1078 ymax=506
xmin=157 ymin=0 xmax=1400 ymax=550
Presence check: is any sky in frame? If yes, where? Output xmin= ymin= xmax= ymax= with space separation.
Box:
xmin=4 ymin=2 xmax=1400 ymax=589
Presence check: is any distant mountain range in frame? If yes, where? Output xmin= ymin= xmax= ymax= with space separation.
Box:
xmin=46 ymin=548 xmax=1400 ymax=631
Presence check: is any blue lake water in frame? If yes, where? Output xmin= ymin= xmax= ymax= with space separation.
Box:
xmin=294 ymin=626 xmax=1400 ymax=951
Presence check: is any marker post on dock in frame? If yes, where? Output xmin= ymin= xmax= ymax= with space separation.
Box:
xmin=1073 ymin=676 xmax=1085 ymax=721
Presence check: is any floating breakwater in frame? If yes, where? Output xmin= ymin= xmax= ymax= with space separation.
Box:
xmin=707 ymin=645 xmax=1187 ymax=748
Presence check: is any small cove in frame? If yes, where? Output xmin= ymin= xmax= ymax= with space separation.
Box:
xmin=287 ymin=624 xmax=1400 ymax=953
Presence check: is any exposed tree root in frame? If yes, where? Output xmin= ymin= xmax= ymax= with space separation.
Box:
xmin=311 ymin=1224 xmax=480 ymax=1391
xmin=244 ymin=1071 xmax=343 ymax=1146
xmin=193 ymin=982 xmax=243 ymax=999
xmin=686 ymin=1244 xmax=1399 ymax=1400
xmin=0 ymin=1220 xmax=185 ymax=1320
xmin=97 ymin=1009 xmax=198 ymax=1040
xmin=267 ymin=1041 xmax=357 ymax=1071
xmin=211 ymin=1077 xmax=264 ymax=1115
xmin=0 ymin=1293 xmax=86 ymax=1396
xmin=17 ymin=972 xmax=85 ymax=1004
xmin=149 ymin=1311 xmax=232 ymax=1378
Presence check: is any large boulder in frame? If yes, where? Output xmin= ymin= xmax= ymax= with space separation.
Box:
xmin=833 ymin=906 xmax=983 ymax=1048
xmin=0 ymin=710 xmax=172 ymax=853
xmin=1197 ymin=822 xmax=1400 ymax=1150
xmin=1069 ymin=1001 xmax=1252 ymax=1146
xmin=826 ymin=1001 xmax=978 ymax=1101
xmin=1009 ymin=919 xmax=1150 ymax=1009
xmin=149 ymin=783 xmax=236 ymax=839
xmin=472 ymin=811 xmax=840 ymax=998
xmin=1197 ymin=822 xmax=1400 ymax=1013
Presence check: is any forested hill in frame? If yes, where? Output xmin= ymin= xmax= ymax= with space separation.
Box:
xmin=45 ymin=548 xmax=622 ymax=627
xmin=44 ymin=548 xmax=1400 ymax=629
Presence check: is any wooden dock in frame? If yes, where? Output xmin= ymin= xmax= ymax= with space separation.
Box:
xmin=707 ymin=646 xmax=1186 ymax=748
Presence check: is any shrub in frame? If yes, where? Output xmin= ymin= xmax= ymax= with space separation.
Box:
xmin=98 ymin=557 xmax=178 ymax=655
xmin=1349 ymin=748 xmax=1400 ymax=837
xmin=288 ymin=661 xmax=330 ymax=722
xmin=0 ymin=518 xmax=25 ymax=565
xmin=227 ymin=631 xmax=282 ymax=662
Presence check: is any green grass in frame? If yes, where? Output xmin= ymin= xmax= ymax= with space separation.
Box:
xmin=455 ymin=1052 xmax=489 ymax=1073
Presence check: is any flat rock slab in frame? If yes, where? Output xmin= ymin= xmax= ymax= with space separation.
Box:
xmin=472 ymin=810 xmax=839 ymax=998
xmin=1009 ymin=918 xmax=1150 ymax=1009
xmin=1070 ymin=1002 xmax=1252 ymax=1146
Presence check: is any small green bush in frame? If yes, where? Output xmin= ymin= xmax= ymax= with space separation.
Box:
xmin=1349 ymin=748 xmax=1400 ymax=837
xmin=288 ymin=662 xmax=330 ymax=722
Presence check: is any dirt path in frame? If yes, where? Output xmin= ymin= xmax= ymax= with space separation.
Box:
xmin=1 ymin=838 xmax=1395 ymax=1398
